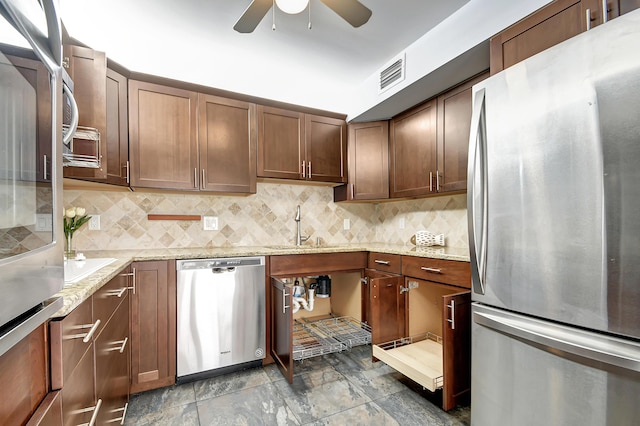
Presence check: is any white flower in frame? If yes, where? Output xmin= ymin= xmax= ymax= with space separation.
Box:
xmin=65 ymin=208 xmax=76 ymax=218
xmin=76 ymin=207 xmax=86 ymax=217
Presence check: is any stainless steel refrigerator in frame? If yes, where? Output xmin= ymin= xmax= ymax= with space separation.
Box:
xmin=468 ymin=10 xmax=640 ymax=426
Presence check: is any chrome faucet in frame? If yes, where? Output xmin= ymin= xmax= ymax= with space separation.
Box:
xmin=295 ymin=205 xmax=309 ymax=246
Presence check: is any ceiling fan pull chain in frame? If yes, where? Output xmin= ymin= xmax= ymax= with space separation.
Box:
xmin=308 ymin=0 xmax=312 ymax=29
xmin=272 ymin=0 xmax=276 ymax=30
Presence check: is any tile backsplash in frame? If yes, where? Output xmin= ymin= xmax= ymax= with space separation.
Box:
xmin=64 ymin=182 xmax=469 ymax=251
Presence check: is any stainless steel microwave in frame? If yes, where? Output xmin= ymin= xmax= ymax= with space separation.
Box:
xmin=0 ymin=0 xmax=72 ymax=356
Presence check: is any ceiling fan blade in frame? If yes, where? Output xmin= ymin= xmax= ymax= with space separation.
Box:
xmin=319 ymin=0 xmax=372 ymax=27
xmin=233 ymin=0 xmax=273 ymax=33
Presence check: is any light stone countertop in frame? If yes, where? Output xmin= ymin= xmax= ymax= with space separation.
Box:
xmin=53 ymin=243 xmax=470 ymax=318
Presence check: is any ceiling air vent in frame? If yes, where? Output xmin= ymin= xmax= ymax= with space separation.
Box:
xmin=378 ymin=53 xmax=405 ymax=94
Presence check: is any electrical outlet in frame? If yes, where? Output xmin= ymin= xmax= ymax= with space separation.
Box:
xmin=343 ymin=218 xmax=350 ymax=230
xmin=35 ymin=214 xmax=52 ymax=232
xmin=88 ymin=215 xmax=101 ymax=230
xmin=399 ymin=218 xmax=405 ymax=229
xmin=203 ymin=216 xmax=218 ymax=231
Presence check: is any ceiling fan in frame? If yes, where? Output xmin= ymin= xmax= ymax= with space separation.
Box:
xmin=234 ymin=0 xmax=372 ymax=33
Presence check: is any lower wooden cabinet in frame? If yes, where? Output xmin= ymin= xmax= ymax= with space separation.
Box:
xmin=0 ymin=324 xmax=48 ymax=425
xmin=27 ymin=391 xmax=63 ymax=426
xmin=366 ymin=269 xmax=405 ymax=344
xmin=373 ymin=258 xmax=471 ymax=411
xmin=49 ymin=268 xmax=131 ymax=425
xmin=130 ymin=260 xmax=177 ymax=393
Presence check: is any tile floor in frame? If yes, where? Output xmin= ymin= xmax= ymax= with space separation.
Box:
xmin=124 ymin=345 xmax=470 ymax=425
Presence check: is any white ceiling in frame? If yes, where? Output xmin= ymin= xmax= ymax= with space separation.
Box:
xmin=59 ymin=0 xmax=549 ymax=120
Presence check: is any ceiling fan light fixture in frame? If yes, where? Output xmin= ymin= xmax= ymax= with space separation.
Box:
xmin=275 ymin=0 xmax=309 ymax=14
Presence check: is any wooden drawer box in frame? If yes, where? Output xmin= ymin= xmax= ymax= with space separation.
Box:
xmin=402 ymin=256 xmax=471 ymax=289
xmin=50 ymin=298 xmax=94 ymax=390
xmin=368 ymin=252 xmax=402 ymax=274
xmin=270 ymin=252 xmax=367 ymax=276
xmin=93 ymin=268 xmax=130 ymax=337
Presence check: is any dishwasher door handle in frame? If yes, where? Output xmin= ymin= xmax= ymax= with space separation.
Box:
xmin=211 ymin=267 xmax=236 ymax=273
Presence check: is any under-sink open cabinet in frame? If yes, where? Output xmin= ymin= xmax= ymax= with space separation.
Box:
xmin=372 ymin=276 xmax=471 ymax=411
xmin=271 ymin=272 xmax=370 ymax=383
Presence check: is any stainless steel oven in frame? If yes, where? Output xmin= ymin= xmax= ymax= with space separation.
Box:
xmin=0 ymin=0 xmax=72 ymax=355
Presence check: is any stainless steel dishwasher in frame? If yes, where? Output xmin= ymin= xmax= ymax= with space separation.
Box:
xmin=176 ymin=256 xmax=265 ymax=382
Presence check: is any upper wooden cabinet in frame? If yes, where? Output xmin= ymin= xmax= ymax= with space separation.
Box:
xmin=436 ymin=72 xmax=488 ymax=193
xmin=390 ymin=99 xmax=437 ymax=198
xmin=389 ymin=72 xmax=487 ymax=199
xmin=198 ymin=94 xmax=257 ymax=193
xmin=104 ymin=67 xmax=130 ymax=186
xmin=490 ymin=0 xmax=640 ymax=75
xmin=305 ymin=114 xmax=347 ymax=183
xmin=129 ymin=80 xmax=257 ymax=193
xmin=129 ymin=80 xmax=198 ymax=190
xmin=62 ymin=45 xmax=108 ymax=180
xmin=3 ymin=53 xmax=52 ymax=183
xmin=335 ymin=121 xmax=389 ymax=201
xmin=257 ymin=105 xmax=347 ymax=183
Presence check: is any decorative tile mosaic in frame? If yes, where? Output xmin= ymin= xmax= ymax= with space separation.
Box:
xmin=64 ymin=182 xmax=469 ymax=251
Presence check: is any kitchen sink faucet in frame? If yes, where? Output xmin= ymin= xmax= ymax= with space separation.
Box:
xmin=295 ymin=205 xmax=309 ymax=246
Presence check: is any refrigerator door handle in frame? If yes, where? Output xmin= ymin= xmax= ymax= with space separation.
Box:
xmin=467 ymin=88 xmax=488 ymax=295
xmin=473 ymin=304 xmax=640 ymax=373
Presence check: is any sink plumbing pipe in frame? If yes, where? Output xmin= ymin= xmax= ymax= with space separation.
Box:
xmin=292 ymin=277 xmax=315 ymax=313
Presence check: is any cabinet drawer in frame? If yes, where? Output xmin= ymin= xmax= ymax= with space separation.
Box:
xmin=402 ymin=256 xmax=470 ymax=289
xmin=368 ymin=252 xmax=402 ymax=274
xmin=61 ymin=346 xmax=97 ymax=426
xmin=270 ymin=252 xmax=367 ymax=276
xmin=93 ymin=268 xmax=130 ymax=337
xmin=50 ymin=298 xmax=96 ymax=390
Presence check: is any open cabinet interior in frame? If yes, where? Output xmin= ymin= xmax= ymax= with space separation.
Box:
xmin=372 ymin=277 xmax=470 ymax=411
xmin=271 ymin=272 xmax=371 ymax=382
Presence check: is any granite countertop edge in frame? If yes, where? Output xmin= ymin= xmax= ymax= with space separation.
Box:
xmin=53 ymin=243 xmax=470 ymax=318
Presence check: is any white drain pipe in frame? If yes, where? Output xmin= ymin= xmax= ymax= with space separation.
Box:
xmin=292 ymin=288 xmax=315 ymax=313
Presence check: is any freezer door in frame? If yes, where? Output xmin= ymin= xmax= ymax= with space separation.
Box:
xmin=472 ymin=304 xmax=640 ymax=426
xmin=468 ymin=10 xmax=640 ymax=339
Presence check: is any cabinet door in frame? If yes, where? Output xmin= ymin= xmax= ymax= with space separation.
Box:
xmin=390 ymin=99 xmax=437 ymax=198
xmin=129 ymin=80 xmax=198 ymax=190
xmin=367 ymin=269 xmax=406 ymax=344
xmin=95 ymin=294 xmax=130 ymax=425
xmin=61 ymin=345 xmax=96 ymax=426
xmin=130 ymin=260 xmax=177 ymax=393
xmin=490 ymin=0 xmax=588 ymax=75
xmin=271 ymin=277 xmax=293 ymax=383
xmin=104 ymin=67 xmax=129 ymax=186
xmin=441 ymin=291 xmax=471 ymax=411
xmin=27 ymin=391 xmax=63 ymax=426
xmin=5 ymin=54 xmax=52 ymax=183
xmin=0 ymin=324 xmax=48 ymax=425
xmin=436 ymin=73 xmax=488 ymax=193
xmin=305 ymin=114 xmax=347 ymax=183
xmin=198 ymin=94 xmax=257 ymax=193
xmin=257 ymin=105 xmax=304 ymax=179
xmin=347 ymin=121 xmax=389 ymax=199
xmin=62 ymin=45 xmax=107 ymax=179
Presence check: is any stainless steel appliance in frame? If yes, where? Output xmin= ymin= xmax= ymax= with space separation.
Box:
xmin=176 ymin=257 xmax=266 ymax=382
xmin=0 ymin=0 xmax=70 ymax=356
xmin=468 ymin=10 xmax=640 ymax=425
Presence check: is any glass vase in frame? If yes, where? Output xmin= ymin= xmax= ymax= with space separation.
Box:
xmin=65 ymin=233 xmax=76 ymax=259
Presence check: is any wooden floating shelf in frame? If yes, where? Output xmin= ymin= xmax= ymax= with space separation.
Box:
xmin=147 ymin=214 xmax=201 ymax=221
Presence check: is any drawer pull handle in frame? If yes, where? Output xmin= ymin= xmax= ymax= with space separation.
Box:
xmin=82 ymin=319 xmax=101 ymax=343
xmin=120 ymin=268 xmax=137 ymax=294
xmin=374 ymin=260 xmax=390 ymax=265
xmin=118 ymin=337 xmax=128 ymax=353
xmin=282 ymin=290 xmax=290 ymax=314
xmin=421 ymin=267 xmax=442 ymax=274
xmin=109 ymin=287 xmax=127 ymax=298
xmin=88 ymin=398 xmax=103 ymax=426
xmin=447 ymin=300 xmax=456 ymax=330
xmin=117 ymin=402 xmax=129 ymax=425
